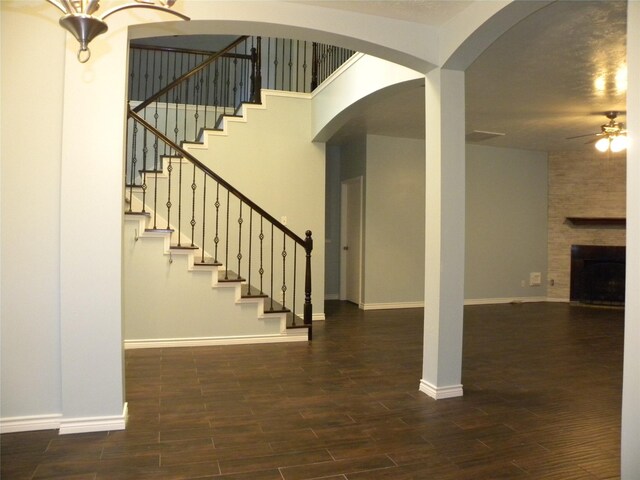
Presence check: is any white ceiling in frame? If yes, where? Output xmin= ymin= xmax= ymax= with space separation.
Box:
xmin=322 ymin=0 xmax=628 ymax=153
xmin=296 ymin=0 xmax=473 ymax=26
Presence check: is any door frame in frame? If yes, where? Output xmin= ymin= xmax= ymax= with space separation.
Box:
xmin=340 ymin=176 xmax=364 ymax=304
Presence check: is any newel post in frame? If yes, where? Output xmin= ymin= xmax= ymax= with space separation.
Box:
xmin=303 ymin=230 xmax=313 ymax=330
xmin=250 ymin=36 xmax=262 ymax=103
xmin=310 ymin=43 xmax=319 ymax=91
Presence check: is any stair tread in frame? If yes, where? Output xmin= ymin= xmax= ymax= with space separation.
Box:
xmin=218 ymin=270 xmax=244 ymax=282
xmin=125 ymin=211 xmax=150 ymax=216
xmin=194 ymin=257 xmax=222 ymax=266
xmin=286 ymin=313 xmax=310 ymax=330
xmin=171 ymin=244 xmax=199 ymax=250
xmin=146 ymin=228 xmax=174 ymax=233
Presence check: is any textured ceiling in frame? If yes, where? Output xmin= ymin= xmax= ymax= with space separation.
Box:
xmin=293 ymin=1 xmax=472 ymax=26
xmin=327 ymin=0 xmax=628 ymax=153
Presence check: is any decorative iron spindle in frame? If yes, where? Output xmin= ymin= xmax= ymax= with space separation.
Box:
xmin=292 ymin=244 xmax=297 ymax=324
xmin=201 ymin=173 xmax=207 ymax=263
xmin=225 ymin=189 xmax=230 ymax=280
xmin=165 ymin=156 xmax=173 ymax=230
xmin=259 ymin=216 xmax=264 ymax=295
xmin=190 ymin=163 xmax=197 ymax=247
xmin=237 ymin=200 xmax=243 ymax=280
xmin=281 ymin=233 xmax=287 ymax=308
xmin=270 ymin=224 xmax=274 ymax=311
xmin=214 ymin=183 xmax=220 ymax=263
xmin=247 ymin=209 xmax=253 ymax=295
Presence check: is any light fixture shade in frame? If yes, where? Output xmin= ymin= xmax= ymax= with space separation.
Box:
xmin=595 ymin=137 xmax=610 ymax=152
xmin=610 ymin=135 xmax=628 ymax=153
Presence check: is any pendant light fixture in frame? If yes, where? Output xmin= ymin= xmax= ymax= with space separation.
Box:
xmin=45 ymin=0 xmax=189 ymax=63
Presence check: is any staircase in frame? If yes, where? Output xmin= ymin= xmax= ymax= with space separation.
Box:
xmin=123 ymin=36 xmax=353 ymax=346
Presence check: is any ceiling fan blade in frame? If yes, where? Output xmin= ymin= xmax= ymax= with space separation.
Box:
xmin=566 ymin=132 xmax=599 ymax=140
xmin=584 ymin=138 xmax=600 ymax=145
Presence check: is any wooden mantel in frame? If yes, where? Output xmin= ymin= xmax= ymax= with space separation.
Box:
xmin=566 ymin=217 xmax=626 ymax=227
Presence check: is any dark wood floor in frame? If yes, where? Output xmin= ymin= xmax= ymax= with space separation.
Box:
xmin=1 ymin=301 xmax=624 ymax=479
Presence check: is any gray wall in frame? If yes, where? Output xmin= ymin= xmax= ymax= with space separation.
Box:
xmin=324 ymin=145 xmax=342 ymax=298
xmin=465 ymin=144 xmax=548 ymax=301
xmin=363 ymin=135 xmax=426 ymax=306
xmin=325 ymin=140 xmax=549 ymax=305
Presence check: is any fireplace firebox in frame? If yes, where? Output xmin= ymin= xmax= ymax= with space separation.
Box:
xmin=570 ymin=245 xmax=625 ymax=306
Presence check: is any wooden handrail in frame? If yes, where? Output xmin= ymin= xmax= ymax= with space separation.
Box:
xmin=128 ymin=108 xmax=309 ymax=249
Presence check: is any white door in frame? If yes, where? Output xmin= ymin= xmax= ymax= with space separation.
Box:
xmin=340 ymin=177 xmax=363 ymax=304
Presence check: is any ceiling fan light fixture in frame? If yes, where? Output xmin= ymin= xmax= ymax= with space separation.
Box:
xmin=610 ymin=135 xmax=628 ymax=153
xmin=595 ymin=137 xmax=610 ymax=152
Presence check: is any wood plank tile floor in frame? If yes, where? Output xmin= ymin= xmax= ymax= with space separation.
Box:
xmin=1 ymin=302 xmax=624 ymax=479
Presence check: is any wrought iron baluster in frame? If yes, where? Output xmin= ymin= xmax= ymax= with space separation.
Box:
xmin=233 ymin=55 xmax=239 ymax=111
xmin=281 ymin=233 xmax=287 ymax=308
xmin=295 ymin=40 xmax=300 ymax=92
xmin=292 ymin=244 xmax=297 ymax=324
xmin=270 ymin=223 xmax=274 ymax=311
xmin=303 ymin=40 xmax=308 ymax=92
xmin=259 ymin=217 xmax=264 ymax=295
xmin=204 ymin=63 xmax=210 ymax=129
xmin=225 ymin=189 xmax=230 ymax=280
xmin=129 ymin=119 xmax=138 ymax=195
xmin=201 ymin=173 xmax=207 ymax=263
xmin=190 ymin=163 xmax=197 ymax=247
xmin=194 ymin=67 xmax=201 ymax=142
xmin=214 ymin=183 xmax=220 ymax=263
xmin=273 ymin=38 xmax=279 ymax=90
xmin=183 ymin=65 xmax=189 ymax=144
xmin=166 ymin=153 xmax=173 ymax=230
xmin=281 ymin=38 xmax=285 ymax=90
xmin=288 ymin=39 xmax=293 ymax=92
xmin=128 ymin=47 xmax=135 ymax=100
xmin=247 ymin=208 xmax=253 ymax=295
xmin=177 ymin=152 xmax=183 ymax=246
xmin=237 ymin=200 xmax=243 ymax=280
xmin=266 ymin=38 xmax=272 ymax=90
xmin=152 ymin=51 xmax=160 ymax=228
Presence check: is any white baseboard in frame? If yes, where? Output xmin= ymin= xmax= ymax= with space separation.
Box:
xmin=464 ymin=296 xmax=548 ymax=306
xmin=125 ymin=333 xmax=308 ymax=349
xmin=59 ymin=403 xmax=128 ymax=435
xmin=419 ymin=380 xmax=463 ymax=400
xmin=0 ymin=414 xmax=62 ymax=434
xmin=1 ymin=404 xmax=128 ymax=435
xmin=545 ymin=297 xmax=570 ymax=303
xmin=360 ymin=301 xmax=424 ymax=310
xmin=312 ymin=313 xmax=326 ymax=321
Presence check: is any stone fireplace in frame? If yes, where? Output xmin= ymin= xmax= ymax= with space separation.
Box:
xmin=570 ymin=245 xmax=625 ymax=306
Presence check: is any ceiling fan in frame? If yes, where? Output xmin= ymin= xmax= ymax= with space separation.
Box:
xmin=566 ymin=111 xmax=628 ymax=152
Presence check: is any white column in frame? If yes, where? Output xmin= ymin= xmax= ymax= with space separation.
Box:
xmin=58 ymin=21 xmax=129 ymax=434
xmin=419 ymin=68 xmax=466 ymax=399
xmin=622 ymin=1 xmax=640 ymax=477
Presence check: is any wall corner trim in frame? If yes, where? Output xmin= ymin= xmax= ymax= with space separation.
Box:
xmin=419 ymin=380 xmax=464 ymax=400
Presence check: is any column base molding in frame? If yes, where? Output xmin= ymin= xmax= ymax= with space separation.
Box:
xmin=419 ymin=380 xmax=463 ymax=399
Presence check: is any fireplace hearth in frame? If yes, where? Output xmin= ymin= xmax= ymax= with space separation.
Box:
xmin=570 ymin=245 xmax=625 ymax=306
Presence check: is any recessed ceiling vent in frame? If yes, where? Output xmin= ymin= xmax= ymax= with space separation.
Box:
xmin=465 ymin=130 xmax=506 ymax=143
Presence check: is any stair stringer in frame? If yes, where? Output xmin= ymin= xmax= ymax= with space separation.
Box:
xmin=123 ymin=212 xmax=308 ymax=349
xmin=184 ymin=89 xmax=312 ymax=150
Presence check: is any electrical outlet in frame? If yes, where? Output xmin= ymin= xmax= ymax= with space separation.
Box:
xmin=529 ymin=272 xmax=542 ymax=286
